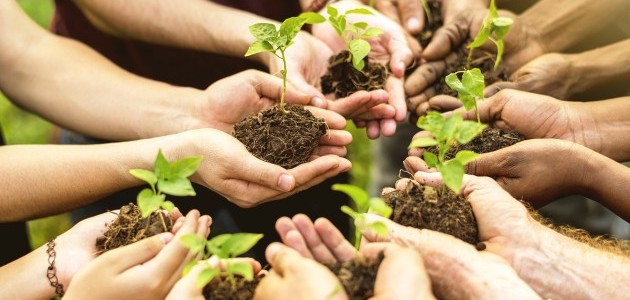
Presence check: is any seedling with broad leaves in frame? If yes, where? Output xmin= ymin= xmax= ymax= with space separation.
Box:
xmin=444 ymin=68 xmax=485 ymax=123
xmin=180 ymin=233 xmax=264 ymax=287
xmin=129 ymin=149 xmax=203 ymax=230
xmin=304 ymin=5 xmax=384 ymax=71
xmin=245 ymin=15 xmax=323 ymax=113
xmin=408 ymin=112 xmax=485 ymax=193
xmin=332 ymin=184 xmax=392 ymax=249
xmin=466 ymin=0 xmax=513 ymax=70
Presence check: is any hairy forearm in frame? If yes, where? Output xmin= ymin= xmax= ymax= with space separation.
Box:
xmin=0 ymin=134 xmax=189 ymax=222
xmin=519 ymin=0 xmax=630 ymax=53
xmin=572 ymin=98 xmax=630 ymax=161
xmin=513 ymin=223 xmax=630 ymax=299
xmin=73 ymin=0 xmax=273 ymax=66
xmin=568 ymin=39 xmax=630 ymax=96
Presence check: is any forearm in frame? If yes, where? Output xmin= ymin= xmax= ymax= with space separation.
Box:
xmin=572 ymin=98 xmax=630 ymax=161
xmin=0 ymin=134 xmax=188 ymax=222
xmin=513 ymin=223 xmax=630 ymax=299
xmin=0 ymin=245 xmax=55 ymax=299
xmin=518 ymin=0 xmax=630 ymax=53
xmin=567 ymin=39 xmax=630 ymax=96
xmin=583 ymin=153 xmax=630 ymax=222
xmin=73 ymin=0 xmax=273 ymax=66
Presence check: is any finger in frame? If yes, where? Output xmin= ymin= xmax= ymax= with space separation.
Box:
xmin=388 ymin=36 xmax=414 ymax=78
xmin=386 ymin=76 xmax=407 ymax=122
xmin=403 ymin=156 xmax=434 ymax=174
xmin=286 ymin=73 xmax=328 ymax=107
xmin=209 ymin=257 xmax=263 ymax=275
xmin=374 ymin=0 xmax=402 ymax=26
xmin=379 ymin=118 xmax=397 ymax=137
xmin=405 ymin=32 xmax=423 ymax=59
xmin=171 ymin=216 xmax=185 ymax=234
xmin=423 ymin=18 xmax=467 ymax=61
xmin=314 ymin=218 xmax=357 ymax=262
xmin=251 ymin=70 xmax=312 ymax=106
xmin=366 ymin=120 xmax=381 ymax=139
xmin=359 ymin=242 xmax=392 ymax=258
xmin=350 ymin=104 xmax=396 ymax=121
xmin=465 ymin=150 xmax=508 ymax=177
xmin=275 ymin=217 xmax=314 ymax=259
xmin=306 ymin=106 xmax=347 ymax=130
xmin=318 ymin=130 xmax=352 ymax=147
xmin=427 ymin=94 xmax=463 ymax=112
xmin=399 ymin=0 xmax=424 ymax=35
xmin=169 ymin=207 xmax=183 ymax=222
xmin=484 ymin=81 xmax=519 ymax=97
xmin=381 ymin=187 xmax=396 ymax=195
xmin=265 ymin=242 xmax=305 ymax=275
xmin=254 ymin=270 xmax=283 ymax=299
xmin=354 ymin=120 xmax=366 ymax=128
xmin=237 ymin=153 xmax=296 ymax=193
xmin=326 ymin=90 xmax=389 ymax=118
xmin=150 ymin=210 xmax=202 ymax=276
xmin=407 ymin=93 xmax=429 ymax=114
xmin=394 ymin=178 xmax=414 ymax=190
xmin=312 ymin=145 xmax=347 ymax=157
xmin=98 ymin=232 xmax=172 ymax=272
xmin=405 ymin=60 xmax=445 ymax=97
xmin=292 ymin=214 xmax=337 ymax=263
xmin=374 ymin=246 xmax=432 ymax=299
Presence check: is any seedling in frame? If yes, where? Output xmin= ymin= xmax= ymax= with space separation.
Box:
xmin=408 ymin=112 xmax=485 ymax=193
xmin=466 ymin=0 xmax=513 ymax=70
xmin=332 ymin=184 xmax=392 ymax=249
xmin=130 ymin=150 xmax=203 ymax=230
xmin=445 ymin=68 xmax=485 ymax=123
xmin=306 ymin=5 xmax=383 ymax=71
xmin=245 ymin=15 xmax=323 ymax=113
xmin=180 ymin=233 xmax=264 ymax=287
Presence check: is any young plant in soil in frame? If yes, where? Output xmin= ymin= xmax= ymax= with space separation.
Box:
xmin=95 ymin=150 xmax=203 ymax=253
xmin=180 ymin=233 xmax=264 ymax=300
xmin=309 ymin=6 xmax=388 ymax=98
xmin=445 ymin=68 xmax=485 ymax=123
xmin=465 ymin=0 xmax=513 ymax=70
xmin=236 ymin=16 xmax=327 ymax=168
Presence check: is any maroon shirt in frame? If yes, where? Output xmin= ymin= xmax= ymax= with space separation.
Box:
xmin=52 ymin=0 xmax=301 ymax=89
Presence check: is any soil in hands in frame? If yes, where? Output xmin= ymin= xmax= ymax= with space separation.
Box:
xmin=383 ymin=181 xmax=479 ymax=245
xmin=427 ymin=127 xmax=526 ymax=160
xmin=234 ymin=104 xmax=326 ymax=169
xmin=326 ymin=252 xmax=384 ymax=300
xmin=95 ymin=203 xmax=172 ymax=253
xmin=321 ymin=51 xmax=388 ymax=98
xmin=203 ymin=276 xmax=263 ymax=300
xmin=416 ymin=0 xmax=444 ymax=48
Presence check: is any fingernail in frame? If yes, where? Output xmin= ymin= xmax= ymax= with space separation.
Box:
xmin=266 ymin=243 xmax=282 ymax=259
xmin=160 ymin=233 xmax=173 ymax=244
xmin=277 ymin=173 xmax=295 ymax=192
xmin=311 ymin=97 xmax=325 ymax=108
xmin=406 ymin=17 xmax=421 ymax=32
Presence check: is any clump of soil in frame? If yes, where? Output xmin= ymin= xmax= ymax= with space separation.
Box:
xmin=233 ymin=104 xmax=327 ymax=169
xmin=417 ymin=0 xmax=444 ymax=48
xmin=203 ymin=276 xmax=263 ymax=300
xmin=383 ymin=181 xmax=479 ymax=244
xmin=95 ymin=203 xmax=172 ymax=253
xmin=321 ymin=51 xmax=388 ymax=98
xmin=426 ymin=127 xmax=526 ymax=160
xmin=326 ymin=252 xmax=384 ymax=300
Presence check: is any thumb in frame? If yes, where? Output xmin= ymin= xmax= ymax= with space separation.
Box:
xmin=465 ymin=151 xmax=505 ymax=177
xmin=99 ymin=232 xmax=172 ymax=272
xmin=423 ymin=19 xmax=466 ymax=61
xmin=252 ymin=70 xmax=317 ymax=107
xmin=265 ymin=243 xmax=302 ymax=276
xmin=484 ymin=81 xmax=519 ymax=97
xmin=239 ymin=154 xmax=296 ymax=193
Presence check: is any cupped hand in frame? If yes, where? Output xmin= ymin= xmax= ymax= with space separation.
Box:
xmin=64 ymin=209 xmax=211 ymax=300
xmin=254 ymin=243 xmax=348 ymax=300
xmin=177 ymin=129 xmax=351 ymax=208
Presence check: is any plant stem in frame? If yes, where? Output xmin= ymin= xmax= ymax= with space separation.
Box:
xmin=466 ymin=47 xmax=474 ymax=69
xmin=158 ymin=210 xmax=168 ymax=232
xmin=475 ymin=104 xmax=481 ymax=124
xmin=279 ymin=48 xmax=289 ymax=114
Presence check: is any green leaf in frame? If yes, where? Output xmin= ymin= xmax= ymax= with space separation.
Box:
xmin=368 ymin=197 xmax=392 ymax=218
xmin=454 ymin=150 xmax=479 ymax=165
xmin=493 ymin=39 xmax=505 ymax=70
xmin=340 ymin=205 xmax=360 ymax=219
xmin=169 ymin=156 xmax=203 ymax=178
xmin=460 ymin=95 xmax=477 ymax=111
xmin=154 ymin=149 xmax=170 ymax=179
xmin=354 ymin=22 xmax=368 ymax=30
xmin=468 ymin=25 xmax=491 ymax=49
xmin=220 ymin=233 xmax=264 ymax=258
xmin=441 ymin=113 xmax=461 ymax=142
xmin=226 ymin=261 xmax=254 ymax=280
xmin=416 ymin=111 xmax=444 ymax=134
xmin=349 ymin=39 xmax=370 ymax=71
xmin=439 ymin=159 xmax=465 ymax=194
xmin=182 ymin=261 xmax=198 ymax=277
xmin=249 ymin=23 xmax=277 ymax=41
xmin=180 ymin=233 xmax=206 ymax=253
xmin=361 ymin=27 xmax=383 ymax=38
xmin=368 ymin=221 xmax=389 ymax=237
xmin=462 ymin=68 xmax=485 ymax=99
xmin=207 ymin=234 xmax=232 ymax=258
xmin=137 ymin=188 xmax=164 ymax=218
xmin=327 ymin=5 xmax=338 ymax=18
xmin=454 ymin=121 xmax=486 ymax=144
xmin=197 ymin=267 xmax=220 ymax=288
xmin=492 ymin=16 xmax=513 ymax=28
xmin=445 ymin=73 xmax=465 ymax=93
xmin=332 ymin=184 xmax=370 ymax=213
xmin=423 ymin=151 xmax=438 ymax=168
xmin=346 ymin=8 xmax=374 ymax=15
xmin=129 ymin=169 xmax=157 ymax=187
xmin=160 ymin=200 xmax=175 ymax=212
xmin=408 ymin=137 xmax=438 ymax=149
xmin=279 ymin=17 xmax=307 ymax=47
xmin=298 ymin=12 xmax=326 ymax=24
xmin=245 ymin=40 xmax=274 ymax=57
xmin=158 ymin=177 xmax=196 ymax=197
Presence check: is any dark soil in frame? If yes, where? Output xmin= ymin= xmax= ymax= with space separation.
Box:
xmin=417 ymin=0 xmax=444 ymax=48
xmin=321 ymin=51 xmax=388 ymax=98
xmin=95 ymin=203 xmax=172 ymax=253
xmin=326 ymin=252 xmax=384 ymax=300
xmin=202 ymin=276 xmax=263 ymax=300
xmin=233 ymin=104 xmax=327 ymax=169
xmin=383 ymin=181 xmax=479 ymax=245
xmin=426 ymin=127 xmax=526 ymax=160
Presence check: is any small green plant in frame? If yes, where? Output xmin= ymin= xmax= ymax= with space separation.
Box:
xmin=305 ymin=5 xmax=383 ymax=71
xmin=444 ymin=68 xmax=485 ymax=123
xmin=180 ymin=233 xmax=264 ymax=287
xmin=466 ymin=0 xmax=513 ymax=70
xmin=408 ymin=112 xmax=485 ymax=193
xmin=332 ymin=184 xmax=392 ymax=249
xmin=245 ymin=15 xmax=323 ymax=113
xmin=130 ymin=150 xmax=203 ymax=229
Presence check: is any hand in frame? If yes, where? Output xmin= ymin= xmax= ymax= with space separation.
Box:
xmin=407 ymin=89 xmax=601 ymax=157
xmin=172 ymin=129 xmax=351 ymax=207
xmin=485 ymin=53 xmax=576 ymax=99
xmin=313 ymin=1 xmax=416 ymax=137
xmin=275 ymin=214 xmax=356 ymax=264
xmin=404 ymin=139 xmax=596 ymax=208
xmin=54 ymin=208 xmax=183 ymax=289
xmin=254 ymin=243 xmax=348 ymax=300
xmin=64 ymin=210 xmax=211 ymax=300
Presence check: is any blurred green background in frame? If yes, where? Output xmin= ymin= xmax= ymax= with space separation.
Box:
xmin=2 ymin=0 xmax=372 ymax=250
